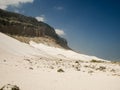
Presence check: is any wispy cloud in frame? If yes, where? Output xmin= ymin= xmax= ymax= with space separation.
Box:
xmin=35 ymin=15 xmax=45 ymax=22
xmin=0 ymin=0 xmax=34 ymax=10
xmin=14 ymin=9 xmax=19 ymax=13
xmin=55 ymin=29 xmax=65 ymax=36
xmin=54 ymin=6 xmax=64 ymax=10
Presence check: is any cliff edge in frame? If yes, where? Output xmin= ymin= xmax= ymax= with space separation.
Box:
xmin=0 ymin=9 xmax=70 ymax=49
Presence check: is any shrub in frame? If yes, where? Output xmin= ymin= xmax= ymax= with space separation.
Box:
xmin=57 ymin=68 xmax=64 ymax=72
xmin=96 ymin=66 xmax=106 ymax=71
xmin=88 ymin=70 xmax=94 ymax=73
xmin=90 ymin=59 xmax=104 ymax=63
xmin=29 ymin=67 xmax=33 ymax=70
xmin=75 ymin=61 xmax=79 ymax=64
xmin=75 ymin=66 xmax=80 ymax=71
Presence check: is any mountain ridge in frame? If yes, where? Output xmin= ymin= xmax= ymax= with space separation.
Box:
xmin=0 ymin=9 xmax=70 ymax=49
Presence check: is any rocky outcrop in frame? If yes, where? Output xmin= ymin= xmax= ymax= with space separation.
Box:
xmin=0 ymin=84 xmax=20 ymax=90
xmin=0 ymin=9 xmax=70 ymax=49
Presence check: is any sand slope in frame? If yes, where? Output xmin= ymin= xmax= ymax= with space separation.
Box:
xmin=0 ymin=32 xmax=120 ymax=90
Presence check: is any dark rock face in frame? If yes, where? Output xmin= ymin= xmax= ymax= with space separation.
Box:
xmin=0 ymin=9 xmax=70 ymax=49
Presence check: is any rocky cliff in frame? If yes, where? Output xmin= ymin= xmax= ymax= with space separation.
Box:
xmin=0 ymin=9 xmax=70 ymax=49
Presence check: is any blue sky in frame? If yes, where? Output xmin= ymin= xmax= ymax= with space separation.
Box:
xmin=0 ymin=0 xmax=120 ymax=61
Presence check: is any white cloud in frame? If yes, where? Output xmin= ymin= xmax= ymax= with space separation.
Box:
xmin=14 ymin=9 xmax=19 ymax=13
xmin=55 ymin=6 xmax=64 ymax=10
xmin=0 ymin=0 xmax=34 ymax=10
xmin=55 ymin=29 xmax=65 ymax=36
xmin=35 ymin=16 xmax=45 ymax=22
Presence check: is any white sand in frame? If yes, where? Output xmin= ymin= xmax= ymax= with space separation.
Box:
xmin=0 ymin=64 xmax=120 ymax=90
xmin=0 ymin=32 xmax=120 ymax=90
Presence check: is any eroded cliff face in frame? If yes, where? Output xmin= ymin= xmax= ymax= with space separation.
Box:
xmin=0 ymin=9 xmax=70 ymax=49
